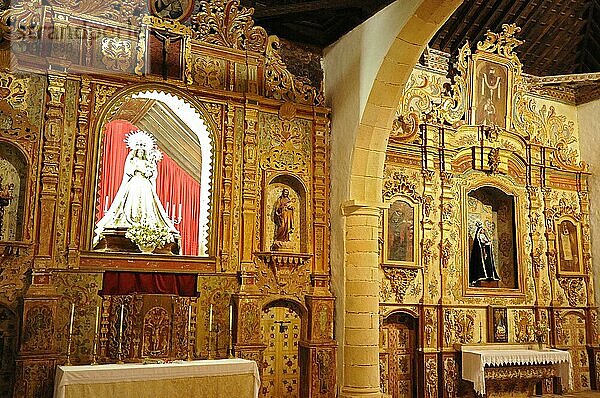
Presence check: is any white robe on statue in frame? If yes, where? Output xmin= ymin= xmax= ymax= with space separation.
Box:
xmin=93 ymin=148 xmax=178 ymax=246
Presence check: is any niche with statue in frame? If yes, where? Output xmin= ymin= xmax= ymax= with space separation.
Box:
xmin=257 ymin=175 xmax=310 ymax=284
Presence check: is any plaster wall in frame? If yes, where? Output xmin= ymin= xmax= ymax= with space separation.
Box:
xmin=322 ymin=1 xmax=422 ymax=392
xmin=578 ymin=98 xmax=600 ymax=307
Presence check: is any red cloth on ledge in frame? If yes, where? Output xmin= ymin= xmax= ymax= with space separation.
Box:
xmin=100 ymin=271 xmax=198 ymax=296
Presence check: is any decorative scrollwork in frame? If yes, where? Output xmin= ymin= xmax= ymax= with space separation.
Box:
xmin=265 ymin=36 xmax=317 ymax=105
xmin=477 ymin=23 xmax=524 ymax=59
xmin=558 ymin=277 xmax=587 ymax=307
xmin=382 ymin=267 xmax=418 ymax=303
xmin=0 ymin=1 xmax=41 ymax=42
xmin=192 ymin=0 xmax=267 ymax=53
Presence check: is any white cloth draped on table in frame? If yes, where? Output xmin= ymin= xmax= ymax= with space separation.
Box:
xmin=54 ymin=359 xmax=260 ymax=398
xmin=461 ymin=348 xmax=572 ymax=396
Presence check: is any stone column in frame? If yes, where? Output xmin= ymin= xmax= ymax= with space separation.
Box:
xmin=340 ymin=203 xmax=382 ymax=398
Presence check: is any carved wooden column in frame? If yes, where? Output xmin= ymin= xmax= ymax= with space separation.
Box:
xmin=340 ymin=203 xmax=381 ymax=398
xmin=219 ymin=102 xmax=236 ymax=271
xmin=35 ymin=72 xmax=66 ymax=269
xmin=239 ymin=100 xmax=260 ymax=290
xmin=67 ymin=76 xmax=91 ymax=268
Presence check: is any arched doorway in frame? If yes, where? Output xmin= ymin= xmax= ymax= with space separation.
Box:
xmin=380 ymin=312 xmax=418 ymax=398
xmin=260 ymin=300 xmax=303 ymax=398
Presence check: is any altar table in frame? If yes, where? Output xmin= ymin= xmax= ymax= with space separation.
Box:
xmin=461 ymin=347 xmax=572 ymax=396
xmin=54 ymin=358 xmax=260 ymax=398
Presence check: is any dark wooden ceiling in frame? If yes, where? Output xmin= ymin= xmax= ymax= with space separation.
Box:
xmin=240 ymin=0 xmax=395 ymax=47
xmin=430 ymin=0 xmax=600 ymax=76
xmin=244 ymin=0 xmax=600 ymax=77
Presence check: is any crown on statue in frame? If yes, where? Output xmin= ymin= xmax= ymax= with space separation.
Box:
xmin=125 ymin=130 xmax=156 ymax=152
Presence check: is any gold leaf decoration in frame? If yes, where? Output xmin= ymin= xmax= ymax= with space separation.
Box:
xmin=192 ymin=0 xmax=267 ymax=53
xmin=0 ymin=1 xmax=41 ymax=42
xmin=265 ymin=36 xmax=317 ymax=105
xmin=477 ymin=23 xmax=524 ymax=59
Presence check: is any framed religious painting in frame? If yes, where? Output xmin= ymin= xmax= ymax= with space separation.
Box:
xmin=383 ymin=198 xmax=419 ymax=267
xmin=467 ymin=48 xmax=516 ymax=129
xmin=488 ymin=306 xmax=509 ymax=343
xmin=555 ymin=218 xmax=584 ymax=275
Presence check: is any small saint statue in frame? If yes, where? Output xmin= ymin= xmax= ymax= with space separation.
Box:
xmin=469 ymin=222 xmax=500 ymax=286
xmin=271 ymin=188 xmax=295 ymax=251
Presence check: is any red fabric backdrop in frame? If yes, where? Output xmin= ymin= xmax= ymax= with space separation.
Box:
xmin=97 ymin=120 xmax=201 ymax=255
xmin=100 ymin=271 xmax=198 ymax=296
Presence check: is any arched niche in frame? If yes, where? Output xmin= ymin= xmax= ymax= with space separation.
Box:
xmin=466 ymin=185 xmax=519 ymax=290
xmin=90 ymin=85 xmax=217 ymax=257
xmin=263 ymin=174 xmax=308 ymax=253
xmin=0 ymin=141 xmax=27 ymax=241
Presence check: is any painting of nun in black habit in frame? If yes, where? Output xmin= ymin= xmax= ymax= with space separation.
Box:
xmin=469 ymin=223 xmax=500 ymax=286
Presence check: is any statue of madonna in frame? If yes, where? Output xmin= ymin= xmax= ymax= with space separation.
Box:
xmin=93 ymin=131 xmax=179 ymax=247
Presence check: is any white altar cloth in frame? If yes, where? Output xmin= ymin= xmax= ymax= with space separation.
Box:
xmin=462 ymin=347 xmax=572 ymax=396
xmin=54 ymin=358 xmax=260 ymax=398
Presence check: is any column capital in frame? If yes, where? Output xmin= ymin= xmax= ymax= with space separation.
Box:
xmin=341 ymin=200 xmax=388 ymax=216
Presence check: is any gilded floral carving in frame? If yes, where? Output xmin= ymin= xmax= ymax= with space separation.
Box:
xmin=382 ymin=267 xmax=418 ymax=303
xmin=100 ymin=37 xmax=133 ymax=72
xmin=558 ymin=277 xmax=587 ymax=307
xmin=193 ymin=0 xmax=267 ymax=52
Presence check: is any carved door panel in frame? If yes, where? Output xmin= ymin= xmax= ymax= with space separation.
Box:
xmin=380 ymin=313 xmax=417 ymax=398
xmin=260 ymin=304 xmax=301 ymax=398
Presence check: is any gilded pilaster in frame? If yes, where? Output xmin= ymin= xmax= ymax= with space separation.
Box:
xmin=35 ymin=73 xmax=66 ymax=269
xmin=67 ymin=76 xmax=91 ymax=268
xmin=311 ymin=110 xmax=329 ymax=276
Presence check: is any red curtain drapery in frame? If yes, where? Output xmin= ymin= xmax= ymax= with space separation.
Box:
xmin=97 ymin=120 xmax=201 ymax=255
xmin=100 ymin=271 xmax=198 ymax=296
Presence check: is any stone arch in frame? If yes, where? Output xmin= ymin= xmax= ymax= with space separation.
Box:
xmin=326 ymin=1 xmax=463 ymax=396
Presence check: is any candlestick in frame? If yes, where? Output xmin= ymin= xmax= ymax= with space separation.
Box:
xmin=209 ymin=304 xmax=213 ymax=332
xmin=478 ymin=321 xmax=483 ymax=343
xmin=104 ymin=196 xmax=109 ymax=213
xmin=117 ymin=304 xmax=124 ymax=363
xmin=172 ymin=204 xmax=176 ymax=220
xmin=188 ymin=304 xmax=192 ymax=333
xmin=166 ymin=201 xmax=170 ymax=217
xmin=91 ymin=306 xmax=100 ymax=365
xmin=69 ymin=303 xmax=75 ymax=335
xmin=66 ymin=303 xmax=75 ymax=366
xmin=228 ymin=304 xmax=234 ymax=358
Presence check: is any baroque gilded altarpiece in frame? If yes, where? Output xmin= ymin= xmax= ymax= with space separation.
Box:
xmin=0 ymin=0 xmax=335 ymax=397
xmin=380 ymin=25 xmax=600 ymax=397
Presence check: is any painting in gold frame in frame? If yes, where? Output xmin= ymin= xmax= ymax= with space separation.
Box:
xmin=488 ymin=306 xmax=508 ymax=343
xmin=468 ymin=52 xmax=515 ymax=129
xmin=556 ymin=218 xmax=584 ymax=275
xmin=383 ymin=198 xmax=419 ymax=266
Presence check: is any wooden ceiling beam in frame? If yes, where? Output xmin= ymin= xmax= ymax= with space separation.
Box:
xmin=251 ymin=0 xmax=366 ymax=19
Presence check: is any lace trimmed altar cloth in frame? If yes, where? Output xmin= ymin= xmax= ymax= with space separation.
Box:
xmin=53 ymin=358 xmax=260 ymax=398
xmin=461 ymin=347 xmax=572 ymax=396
